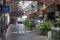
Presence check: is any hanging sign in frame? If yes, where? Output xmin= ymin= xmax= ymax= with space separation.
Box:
xmin=2 ymin=5 xmax=10 ymax=12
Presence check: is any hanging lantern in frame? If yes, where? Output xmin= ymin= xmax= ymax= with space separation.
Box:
xmin=40 ymin=6 xmax=44 ymax=16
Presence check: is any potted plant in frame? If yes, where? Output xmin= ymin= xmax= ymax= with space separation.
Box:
xmin=38 ymin=21 xmax=52 ymax=35
xmin=23 ymin=19 xmax=32 ymax=29
xmin=55 ymin=17 xmax=60 ymax=27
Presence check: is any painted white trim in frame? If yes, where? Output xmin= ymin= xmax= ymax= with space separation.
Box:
xmin=2 ymin=13 xmax=10 ymax=24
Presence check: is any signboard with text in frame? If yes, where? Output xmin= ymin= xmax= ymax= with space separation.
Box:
xmin=2 ymin=5 xmax=10 ymax=12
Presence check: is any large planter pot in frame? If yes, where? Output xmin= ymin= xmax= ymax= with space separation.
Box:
xmin=41 ymin=31 xmax=51 ymax=36
xmin=48 ymin=31 xmax=51 ymax=39
xmin=51 ymin=29 xmax=60 ymax=40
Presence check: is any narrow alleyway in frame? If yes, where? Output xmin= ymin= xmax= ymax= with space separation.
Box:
xmin=5 ymin=24 xmax=48 ymax=40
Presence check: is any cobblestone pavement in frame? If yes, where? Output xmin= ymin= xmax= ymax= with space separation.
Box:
xmin=5 ymin=24 xmax=48 ymax=40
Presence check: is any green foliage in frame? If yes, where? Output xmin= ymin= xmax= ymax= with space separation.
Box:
xmin=23 ymin=19 xmax=32 ymax=27
xmin=55 ymin=17 xmax=60 ymax=24
xmin=55 ymin=17 xmax=60 ymax=26
xmin=56 ymin=17 xmax=60 ymax=20
xmin=55 ymin=22 xmax=60 ymax=25
xmin=38 ymin=21 xmax=52 ymax=31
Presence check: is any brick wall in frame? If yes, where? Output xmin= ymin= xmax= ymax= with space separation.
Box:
xmin=55 ymin=0 xmax=60 ymax=5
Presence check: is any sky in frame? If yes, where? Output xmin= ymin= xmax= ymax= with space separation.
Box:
xmin=18 ymin=1 xmax=33 ymax=9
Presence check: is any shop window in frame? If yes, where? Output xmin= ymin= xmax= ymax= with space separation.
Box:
xmin=47 ymin=12 xmax=55 ymax=20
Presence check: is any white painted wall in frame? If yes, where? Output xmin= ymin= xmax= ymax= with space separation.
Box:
xmin=2 ymin=13 xmax=10 ymax=24
xmin=5 ymin=13 xmax=10 ymax=24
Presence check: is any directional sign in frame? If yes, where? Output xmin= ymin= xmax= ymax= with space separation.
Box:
xmin=2 ymin=5 xmax=10 ymax=12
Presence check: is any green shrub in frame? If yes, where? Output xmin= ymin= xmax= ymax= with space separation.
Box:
xmin=38 ymin=21 xmax=52 ymax=32
xmin=23 ymin=19 xmax=32 ymax=28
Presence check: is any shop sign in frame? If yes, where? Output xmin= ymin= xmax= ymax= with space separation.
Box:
xmin=2 ymin=5 xmax=10 ymax=12
xmin=55 ymin=11 xmax=59 ymax=16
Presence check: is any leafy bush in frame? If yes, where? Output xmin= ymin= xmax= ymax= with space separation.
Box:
xmin=38 ymin=21 xmax=52 ymax=32
xmin=23 ymin=19 xmax=32 ymax=28
xmin=55 ymin=17 xmax=60 ymax=26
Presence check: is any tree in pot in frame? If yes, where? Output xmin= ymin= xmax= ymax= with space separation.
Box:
xmin=23 ymin=19 xmax=32 ymax=29
xmin=38 ymin=21 xmax=52 ymax=35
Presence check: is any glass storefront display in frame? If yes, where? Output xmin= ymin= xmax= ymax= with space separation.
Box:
xmin=51 ymin=11 xmax=60 ymax=40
